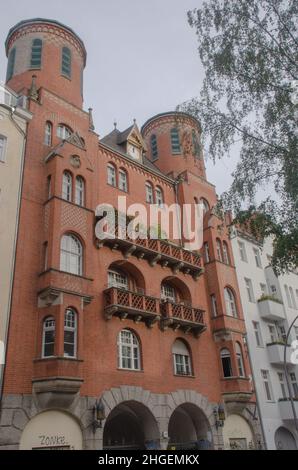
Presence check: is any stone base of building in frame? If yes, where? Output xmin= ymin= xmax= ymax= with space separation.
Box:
xmin=0 ymin=387 xmax=263 ymax=450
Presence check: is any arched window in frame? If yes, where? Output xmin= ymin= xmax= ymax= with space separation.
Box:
xmin=145 ymin=182 xmax=154 ymax=203
xmin=170 ymin=128 xmax=181 ymax=153
xmin=42 ymin=317 xmax=55 ymax=358
xmin=161 ymin=283 xmax=176 ymax=303
xmin=200 ymin=198 xmax=210 ymax=215
xmin=117 ymin=329 xmax=140 ymax=370
xmin=107 ymin=163 xmax=116 ymax=187
xmin=224 ymin=287 xmax=238 ymax=317
xmin=6 ymin=47 xmax=16 ymax=81
xmin=150 ymin=134 xmax=158 ymax=160
xmin=60 ymin=234 xmax=83 ymax=275
xmin=108 ymin=269 xmax=128 ymax=290
xmin=61 ymin=46 xmax=72 ymax=78
xmin=236 ymin=343 xmax=245 ymax=377
xmin=221 ymin=348 xmax=233 ymax=378
xmin=57 ymin=124 xmax=72 ymax=140
xmin=216 ymin=239 xmax=223 ymax=262
xmin=62 ymin=171 xmax=72 ymax=201
xmin=172 ymin=339 xmax=192 ymax=376
xmin=222 ymin=242 xmax=230 ymax=265
xmin=75 ymin=176 xmax=85 ymax=206
xmin=118 ymin=169 xmax=128 ymax=192
xmin=30 ymin=38 xmax=42 ymax=69
xmin=155 ymin=186 xmax=164 ymax=207
xmin=204 ymin=242 xmax=210 ymax=263
xmin=44 ymin=121 xmax=52 ymax=146
xmin=64 ymin=308 xmax=77 ymax=358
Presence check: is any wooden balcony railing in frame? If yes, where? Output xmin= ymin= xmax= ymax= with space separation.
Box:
xmin=97 ymin=226 xmax=203 ymax=280
xmin=103 ymin=287 xmax=206 ymax=336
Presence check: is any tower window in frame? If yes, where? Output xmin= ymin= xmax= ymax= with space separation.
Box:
xmin=44 ymin=121 xmax=52 ymax=146
xmin=61 ymin=46 xmax=72 ymax=78
xmin=150 ymin=134 xmax=158 ymax=160
xmin=30 ymin=39 xmax=42 ymax=69
xmin=6 ymin=47 xmax=16 ymax=81
xmin=170 ymin=128 xmax=181 ymax=154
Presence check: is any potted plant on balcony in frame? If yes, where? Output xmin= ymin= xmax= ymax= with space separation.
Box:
xmin=257 ymin=294 xmax=283 ymax=304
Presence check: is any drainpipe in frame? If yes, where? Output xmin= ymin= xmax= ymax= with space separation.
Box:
xmin=244 ymin=333 xmax=268 ymax=450
xmin=0 ymin=107 xmax=28 ymax=405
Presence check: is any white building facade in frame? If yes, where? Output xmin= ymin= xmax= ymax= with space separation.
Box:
xmin=230 ymin=230 xmax=298 ymax=450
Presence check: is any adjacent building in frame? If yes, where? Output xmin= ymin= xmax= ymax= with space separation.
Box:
xmin=230 ymin=228 xmax=298 ymax=449
xmin=0 ymin=84 xmax=32 ymax=399
xmin=0 ymin=18 xmax=263 ymax=450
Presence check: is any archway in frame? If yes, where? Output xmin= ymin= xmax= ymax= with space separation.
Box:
xmin=275 ymin=427 xmax=297 ymax=450
xmin=222 ymin=414 xmax=254 ymax=450
xmin=103 ymin=401 xmax=159 ymax=450
xmin=168 ymin=403 xmax=213 ymax=450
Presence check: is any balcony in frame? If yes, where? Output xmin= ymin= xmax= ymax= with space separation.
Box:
xmin=160 ymin=301 xmax=206 ymax=337
xmin=97 ymin=227 xmax=203 ymax=280
xmin=257 ymin=297 xmax=285 ymax=321
xmin=0 ymin=84 xmax=28 ymax=108
xmin=103 ymin=287 xmax=206 ymax=336
xmin=104 ymin=287 xmax=161 ymax=327
xmin=266 ymin=342 xmax=293 ymax=366
xmin=221 ymin=377 xmax=253 ymax=404
xmin=278 ymin=399 xmax=298 ymax=421
xmin=38 ymin=269 xmax=93 ymax=306
xmin=211 ymin=315 xmax=246 ymax=335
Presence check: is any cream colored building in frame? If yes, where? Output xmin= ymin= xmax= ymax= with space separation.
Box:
xmin=0 ymin=84 xmax=32 ymax=392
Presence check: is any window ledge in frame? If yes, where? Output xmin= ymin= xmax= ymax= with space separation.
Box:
xmin=34 ymin=356 xmax=83 ymax=363
xmin=174 ymin=374 xmax=196 ymax=379
xmin=61 ymin=74 xmax=72 ymax=81
xmin=117 ymin=368 xmax=143 ymax=373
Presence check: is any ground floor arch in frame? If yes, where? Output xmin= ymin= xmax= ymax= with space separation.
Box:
xmin=274 ymin=426 xmax=297 ymax=450
xmin=168 ymin=403 xmax=213 ymax=450
xmin=222 ymin=414 xmax=254 ymax=450
xmin=19 ymin=410 xmax=83 ymax=450
xmin=103 ymin=400 xmax=160 ymax=450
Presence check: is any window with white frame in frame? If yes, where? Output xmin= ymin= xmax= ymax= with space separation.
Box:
xmin=107 ymin=164 xmax=116 ymax=187
xmin=155 ymin=187 xmax=164 ymax=207
xmin=238 ymin=241 xmax=247 ymax=262
xmin=172 ymin=340 xmax=192 ymax=376
xmin=161 ymin=283 xmax=176 ymax=303
xmin=44 ymin=122 xmax=52 ymax=146
xmin=268 ymin=324 xmax=278 ymax=343
xmin=117 ymin=329 xmax=140 ymax=370
xmin=118 ymin=169 xmax=128 ymax=192
xmin=244 ymin=278 xmax=255 ymax=303
xmin=236 ymin=343 xmax=245 ymax=377
xmin=261 ymin=370 xmax=274 ymax=401
xmin=222 ymin=242 xmax=229 ymax=265
xmin=204 ymin=242 xmax=210 ymax=263
xmin=294 ymin=326 xmax=298 ymax=341
xmin=200 ymin=198 xmax=210 ymax=215
xmin=289 ymin=287 xmax=297 ymax=309
xmin=260 ymin=283 xmax=267 ymax=296
xmin=75 ymin=176 xmax=85 ymax=206
xmin=0 ymin=135 xmax=7 ymax=163
xmin=62 ymin=171 xmax=72 ymax=201
xmin=216 ymin=239 xmax=223 ymax=262
xmin=278 ymin=372 xmax=287 ymax=399
xmin=224 ymin=287 xmax=237 ymax=317
xmin=290 ymin=372 xmax=298 ymax=398
xmin=64 ymin=308 xmax=77 ymax=358
xmin=211 ymin=294 xmax=218 ymax=317
xmin=42 ymin=317 xmax=55 ymax=358
xmin=252 ymin=321 xmax=263 ymax=347
xmin=253 ymin=248 xmax=262 ymax=268
xmin=57 ymin=124 xmax=72 ymax=140
xmin=108 ymin=269 xmax=128 ymax=290
xmin=60 ymin=234 xmax=82 ymax=275
xmin=145 ymin=182 xmax=154 ymax=203
xmin=284 ymin=285 xmax=293 ymax=308
xmin=221 ymin=349 xmax=233 ymax=378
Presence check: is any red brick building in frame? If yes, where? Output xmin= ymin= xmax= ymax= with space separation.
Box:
xmin=0 ymin=18 xmax=263 ymax=450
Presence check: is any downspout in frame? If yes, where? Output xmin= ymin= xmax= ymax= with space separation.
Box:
xmin=0 ymin=107 xmax=28 ymax=405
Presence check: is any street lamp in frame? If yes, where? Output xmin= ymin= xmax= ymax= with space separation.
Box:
xmin=92 ymin=398 xmax=106 ymax=432
xmin=213 ymin=403 xmax=225 ymax=429
xmin=283 ymin=315 xmax=298 ymax=433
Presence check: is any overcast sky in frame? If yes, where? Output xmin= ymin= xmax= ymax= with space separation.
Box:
xmin=0 ymin=0 xmax=237 ymax=194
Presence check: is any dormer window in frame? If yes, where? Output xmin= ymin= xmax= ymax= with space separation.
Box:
xmin=128 ymin=143 xmax=140 ymax=160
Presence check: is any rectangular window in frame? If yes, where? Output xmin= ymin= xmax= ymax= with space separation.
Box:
xmin=252 ymin=321 xmax=263 ymax=347
xmin=294 ymin=326 xmax=298 ymax=341
xmin=161 ymin=284 xmax=176 ymax=303
xmin=268 ymin=324 xmax=278 ymax=343
xmin=260 ymin=283 xmax=267 ymax=296
xmin=0 ymin=136 xmax=7 ymax=163
xmin=119 ymin=170 xmax=128 ymax=192
xmin=61 ymin=47 xmax=71 ymax=78
xmin=238 ymin=241 xmax=247 ymax=262
xmin=145 ymin=184 xmax=154 ymax=203
xmin=108 ymin=271 xmax=128 ymax=290
xmin=253 ymin=248 xmax=262 ymax=268
xmin=261 ymin=370 xmax=274 ymax=401
xmin=170 ymin=128 xmax=181 ymax=154
xmin=30 ymin=39 xmax=42 ymax=69
xmin=290 ymin=373 xmax=298 ymax=398
xmin=211 ymin=294 xmax=218 ymax=317
xmin=284 ymin=285 xmax=293 ymax=308
xmin=244 ymin=278 xmax=255 ymax=302
xmin=174 ymin=354 xmax=191 ymax=376
xmin=278 ymin=372 xmax=287 ymax=399
xmin=204 ymin=242 xmax=210 ymax=263
xmin=107 ymin=165 xmax=116 ymax=187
